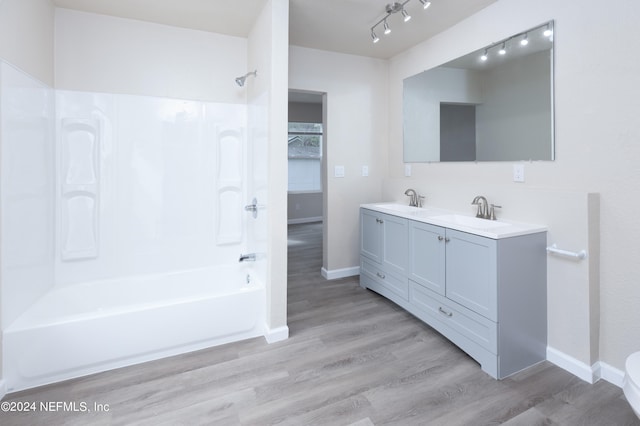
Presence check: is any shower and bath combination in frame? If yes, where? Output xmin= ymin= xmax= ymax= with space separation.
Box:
xmin=235 ymin=70 xmax=257 ymax=87
xmin=0 ymin=61 xmax=269 ymax=392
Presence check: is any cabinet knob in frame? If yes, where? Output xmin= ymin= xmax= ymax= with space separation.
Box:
xmin=445 ymin=237 xmax=450 ymax=243
xmin=439 ymin=307 xmax=453 ymax=317
xmin=376 ymin=272 xmax=386 ymax=279
xmin=437 ymin=235 xmax=444 ymax=241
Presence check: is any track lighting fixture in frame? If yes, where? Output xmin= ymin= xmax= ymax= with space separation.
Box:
xmin=370 ymin=0 xmax=432 ymax=44
xmin=478 ymin=22 xmax=553 ymax=63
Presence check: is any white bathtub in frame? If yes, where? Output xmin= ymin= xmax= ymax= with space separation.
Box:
xmin=3 ymin=266 xmax=265 ymax=392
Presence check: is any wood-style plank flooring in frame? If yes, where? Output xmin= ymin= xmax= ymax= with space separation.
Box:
xmin=1 ymin=222 xmax=638 ymax=425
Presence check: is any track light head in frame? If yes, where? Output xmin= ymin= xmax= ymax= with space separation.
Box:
xmin=498 ymin=42 xmax=506 ymax=55
xmin=371 ymin=1 xmax=428 ymax=45
xmin=520 ymin=33 xmax=529 ymax=46
xmin=480 ymin=49 xmax=488 ymax=61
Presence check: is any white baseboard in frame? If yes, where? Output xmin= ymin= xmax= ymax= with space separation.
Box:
xmin=547 ymin=346 xmax=598 ymax=384
xmin=0 ymin=379 xmax=6 ymax=400
xmin=547 ymin=347 xmax=627 ymax=388
xmin=321 ymin=266 xmax=360 ymax=280
xmin=287 ymin=217 xmax=323 ymax=225
xmin=264 ymin=325 xmax=289 ymax=344
xmin=597 ymin=361 xmax=626 ymax=388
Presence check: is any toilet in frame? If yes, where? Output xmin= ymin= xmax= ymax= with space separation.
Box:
xmin=624 ymin=352 xmax=640 ymax=418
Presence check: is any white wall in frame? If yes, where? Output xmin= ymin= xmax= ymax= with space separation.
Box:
xmin=387 ymin=0 xmax=640 ymax=375
xmin=55 ymin=8 xmax=247 ymax=104
xmin=0 ymin=0 xmax=54 ymax=86
xmin=248 ymin=0 xmax=289 ymax=338
xmin=289 ymin=46 xmax=389 ymax=274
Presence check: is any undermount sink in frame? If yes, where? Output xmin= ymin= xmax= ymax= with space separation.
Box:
xmin=431 ymin=214 xmax=509 ymax=229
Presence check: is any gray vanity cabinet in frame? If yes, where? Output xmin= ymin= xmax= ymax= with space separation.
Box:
xmin=360 ymin=209 xmax=409 ymax=301
xmin=361 ymin=207 xmax=547 ymax=379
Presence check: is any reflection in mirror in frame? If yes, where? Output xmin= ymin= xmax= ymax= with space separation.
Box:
xmin=403 ymin=21 xmax=554 ymax=162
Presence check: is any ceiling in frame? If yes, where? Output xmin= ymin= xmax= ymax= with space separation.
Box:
xmin=53 ymin=0 xmax=497 ymax=60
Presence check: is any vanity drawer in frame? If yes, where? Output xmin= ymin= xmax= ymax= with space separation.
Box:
xmin=409 ymin=280 xmax=497 ymax=354
xmin=361 ymin=258 xmax=409 ymax=301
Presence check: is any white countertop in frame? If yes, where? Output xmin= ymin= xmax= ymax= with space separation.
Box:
xmin=361 ymin=202 xmax=547 ymax=239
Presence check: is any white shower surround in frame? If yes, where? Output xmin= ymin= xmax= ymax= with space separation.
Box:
xmin=1 ymin=61 xmax=269 ymax=392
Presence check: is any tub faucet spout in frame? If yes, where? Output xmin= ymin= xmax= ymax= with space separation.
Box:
xmin=239 ymin=253 xmax=256 ymax=262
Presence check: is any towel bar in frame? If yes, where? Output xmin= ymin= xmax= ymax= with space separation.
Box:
xmin=546 ymin=244 xmax=587 ymax=260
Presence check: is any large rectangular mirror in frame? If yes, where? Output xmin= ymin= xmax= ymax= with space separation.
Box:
xmin=403 ymin=21 xmax=554 ymax=162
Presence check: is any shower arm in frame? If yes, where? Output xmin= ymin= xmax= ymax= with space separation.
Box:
xmin=235 ymin=70 xmax=257 ymax=87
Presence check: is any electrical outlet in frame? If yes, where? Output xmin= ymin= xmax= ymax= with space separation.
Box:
xmin=513 ymin=164 xmax=525 ymax=182
xmin=362 ymin=165 xmax=369 ymax=177
xmin=334 ymin=165 xmax=345 ymax=178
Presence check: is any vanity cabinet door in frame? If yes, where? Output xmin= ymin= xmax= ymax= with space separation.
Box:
xmin=380 ymin=213 xmax=408 ymax=276
xmin=360 ymin=208 xmax=382 ymax=263
xmin=360 ymin=208 xmax=408 ymax=275
xmin=409 ymin=221 xmax=446 ymax=296
xmin=445 ymin=229 xmax=497 ymax=321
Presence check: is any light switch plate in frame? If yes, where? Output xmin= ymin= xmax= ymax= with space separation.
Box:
xmin=362 ymin=165 xmax=369 ymax=177
xmin=513 ymin=164 xmax=525 ymax=182
xmin=404 ymin=164 xmax=412 ymax=177
xmin=334 ymin=165 xmax=345 ymax=178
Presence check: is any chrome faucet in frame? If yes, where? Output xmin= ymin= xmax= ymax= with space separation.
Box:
xmin=239 ymin=253 xmax=256 ymax=262
xmin=404 ymin=189 xmax=423 ymax=207
xmin=471 ymin=195 xmax=489 ymax=219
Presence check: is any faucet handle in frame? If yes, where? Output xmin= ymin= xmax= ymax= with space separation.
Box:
xmin=489 ymin=204 xmax=502 ymax=220
xmin=418 ymin=195 xmax=425 ymax=208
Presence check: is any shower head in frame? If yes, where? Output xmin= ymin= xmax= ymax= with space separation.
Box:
xmin=235 ymin=70 xmax=257 ymax=87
